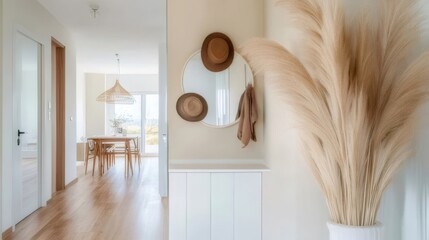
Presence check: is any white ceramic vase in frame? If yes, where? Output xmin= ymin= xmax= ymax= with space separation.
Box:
xmin=327 ymin=222 xmax=383 ymax=240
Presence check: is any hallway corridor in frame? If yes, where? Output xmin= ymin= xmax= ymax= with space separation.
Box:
xmin=4 ymin=158 xmax=167 ymax=240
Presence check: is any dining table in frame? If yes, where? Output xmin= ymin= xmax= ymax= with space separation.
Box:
xmin=87 ymin=136 xmax=136 ymax=176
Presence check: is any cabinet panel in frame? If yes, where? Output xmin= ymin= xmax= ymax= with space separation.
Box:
xmin=234 ymin=173 xmax=262 ymax=240
xmin=169 ymin=170 xmax=264 ymax=240
xmin=169 ymin=173 xmax=187 ymax=240
xmin=211 ymin=173 xmax=234 ymax=240
xmin=187 ymin=173 xmax=211 ymax=240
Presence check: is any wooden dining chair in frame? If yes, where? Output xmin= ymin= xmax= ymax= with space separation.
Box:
xmin=130 ymin=137 xmax=141 ymax=170
xmin=111 ymin=141 xmax=133 ymax=176
xmin=101 ymin=143 xmax=116 ymax=173
xmin=90 ymin=141 xmax=116 ymax=176
xmin=85 ymin=140 xmax=98 ymax=175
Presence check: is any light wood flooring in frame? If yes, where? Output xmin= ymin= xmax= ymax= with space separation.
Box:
xmin=5 ymin=157 xmax=168 ymax=240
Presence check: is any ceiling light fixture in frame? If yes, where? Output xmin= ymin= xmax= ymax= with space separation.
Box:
xmin=90 ymin=4 xmax=99 ymax=19
xmin=96 ymin=54 xmax=135 ymax=104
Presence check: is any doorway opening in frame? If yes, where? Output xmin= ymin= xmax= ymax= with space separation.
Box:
xmin=51 ymin=38 xmax=66 ymax=194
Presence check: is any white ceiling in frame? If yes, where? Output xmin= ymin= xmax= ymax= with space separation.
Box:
xmin=38 ymin=0 xmax=165 ymax=74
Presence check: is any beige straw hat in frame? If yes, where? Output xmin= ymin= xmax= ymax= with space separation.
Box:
xmin=176 ymin=93 xmax=208 ymax=122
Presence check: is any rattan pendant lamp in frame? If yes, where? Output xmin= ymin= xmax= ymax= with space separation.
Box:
xmin=96 ymin=54 xmax=135 ymax=104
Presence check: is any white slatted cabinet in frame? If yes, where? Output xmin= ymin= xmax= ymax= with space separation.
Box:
xmin=211 ymin=173 xmax=234 ymax=240
xmin=187 ymin=173 xmax=211 ymax=240
xmin=234 ymin=173 xmax=262 ymax=240
xmin=169 ymin=165 xmax=266 ymax=240
xmin=169 ymin=173 xmax=187 ymax=240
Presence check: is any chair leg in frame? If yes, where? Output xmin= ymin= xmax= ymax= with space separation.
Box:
xmin=96 ymin=143 xmax=103 ymax=177
xmin=127 ymin=153 xmax=129 ymax=176
xmin=128 ymin=151 xmax=133 ymax=176
xmin=101 ymin=152 xmax=105 ymax=175
xmin=125 ymin=154 xmax=128 ymax=177
xmin=134 ymin=153 xmax=141 ymax=170
xmin=112 ymin=151 xmax=115 ymax=165
xmin=109 ymin=153 xmax=112 ymax=168
xmin=85 ymin=144 xmax=89 ymax=175
xmin=103 ymin=152 xmax=107 ymax=173
xmin=106 ymin=154 xmax=109 ymax=170
xmin=129 ymin=152 xmax=134 ymax=176
xmin=92 ymin=155 xmax=96 ymax=176
xmin=84 ymin=157 xmax=88 ymax=175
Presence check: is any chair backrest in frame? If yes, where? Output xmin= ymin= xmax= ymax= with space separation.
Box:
xmin=87 ymin=140 xmax=95 ymax=152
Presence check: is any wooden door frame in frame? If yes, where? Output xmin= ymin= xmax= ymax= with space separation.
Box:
xmin=51 ymin=38 xmax=65 ymax=193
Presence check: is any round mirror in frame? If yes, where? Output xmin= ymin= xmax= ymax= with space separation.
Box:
xmin=182 ymin=51 xmax=254 ymax=127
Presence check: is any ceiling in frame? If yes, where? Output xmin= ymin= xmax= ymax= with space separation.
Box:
xmin=38 ymin=0 xmax=165 ymax=74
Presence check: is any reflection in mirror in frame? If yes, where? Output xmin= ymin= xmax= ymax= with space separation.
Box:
xmin=182 ymin=51 xmax=253 ymax=127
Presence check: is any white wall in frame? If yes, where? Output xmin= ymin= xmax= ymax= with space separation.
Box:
xmin=105 ymin=74 xmax=159 ymax=94
xmin=263 ymin=0 xmax=429 ymax=239
xmin=0 ymin=0 xmax=3 ymax=231
xmin=84 ymin=74 xmax=159 ymax=137
xmin=85 ymin=73 xmax=106 ymax=137
xmin=2 ymin=0 xmax=77 ymax=231
xmin=378 ymin=103 xmax=429 ymax=240
xmin=262 ymin=83 xmax=330 ymax=240
xmin=262 ymin=1 xmax=330 ymax=239
xmin=167 ymin=0 xmax=265 ymax=161
xmin=76 ymin=68 xmax=85 ymax=142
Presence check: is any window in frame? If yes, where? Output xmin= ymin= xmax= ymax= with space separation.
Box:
xmin=108 ymin=93 xmax=159 ymax=156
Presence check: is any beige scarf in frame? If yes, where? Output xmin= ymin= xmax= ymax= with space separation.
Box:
xmin=236 ymin=85 xmax=257 ymax=147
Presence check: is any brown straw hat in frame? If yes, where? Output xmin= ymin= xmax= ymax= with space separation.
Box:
xmin=201 ymin=32 xmax=234 ymax=72
xmin=176 ymin=93 xmax=208 ymax=122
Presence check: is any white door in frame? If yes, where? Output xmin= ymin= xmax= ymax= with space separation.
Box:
xmin=12 ymin=31 xmax=42 ymax=224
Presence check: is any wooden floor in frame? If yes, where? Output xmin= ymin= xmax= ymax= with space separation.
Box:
xmin=5 ymin=157 xmax=168 ymax=240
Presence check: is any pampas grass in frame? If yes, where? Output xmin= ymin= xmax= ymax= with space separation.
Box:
xmin=240 ymin=0 xmax=429 ymax=226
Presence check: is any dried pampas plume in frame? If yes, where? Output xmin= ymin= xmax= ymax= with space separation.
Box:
xmin=240 ymin=0 xmax=429 ymax=226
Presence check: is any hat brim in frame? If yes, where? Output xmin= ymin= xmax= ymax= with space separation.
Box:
xmin=176 ymin=93 xmax=208 ymax=122
xmin=201 ymin=32 xmax=234 ymax=72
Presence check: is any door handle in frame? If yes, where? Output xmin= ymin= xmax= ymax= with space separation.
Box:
xmin=18 ymin=129 xmax=26 ymax=137
xmin=17 ymin=130 xmax=26 ymax=146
